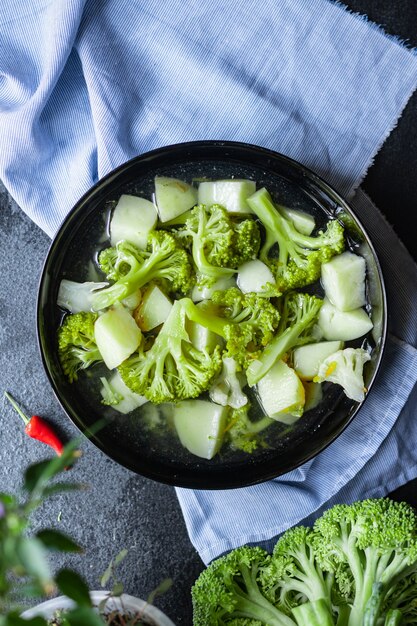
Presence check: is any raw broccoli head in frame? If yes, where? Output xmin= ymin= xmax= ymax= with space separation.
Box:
xmin=118 ymin=299 xmax=222 ymax=404
xmin=260 ymin=526 xmax=336 ymax=621
xmin=247 ymin=188 xmax=345 ymax=291
xmin=91 ymin=231 xmax=194 ymax=310
xmin=177 ymin=204 xmax=261 ymax=286
xmin=192 ymin=546 xmax=289 ymax=626
xmin=58 ymin=312 xmax=102 ymax=382
xmin=312 ymin=498 xmax=417 ymax=625
xmin=192 ymin=498 xmax=417 ymax=626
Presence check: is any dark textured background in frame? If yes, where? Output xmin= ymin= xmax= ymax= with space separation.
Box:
xmin=0 ymin=3 xmax=416 ymax=624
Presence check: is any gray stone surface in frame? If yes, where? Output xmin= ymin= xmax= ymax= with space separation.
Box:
xmin=0 ymin=182 xmax=203 ymax=623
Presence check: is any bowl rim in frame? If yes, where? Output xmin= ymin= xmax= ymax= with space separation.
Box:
xmin=36 ymin=140 xmax=388 ymax=489
xmin=21 ymin=590 xmax=176 ymax=625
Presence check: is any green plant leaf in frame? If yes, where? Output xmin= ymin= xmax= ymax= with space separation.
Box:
xmin=0 ymin=493 xmax=16 ymax=506
xmin=55 ymin=569 xmax=92 ymax=608
xmin=113 ymin=548 xmax=128 ymax=565
xmin=41 ymin=482 xmax=86 ymax=498
xmin=36 ymin=529 xmax=83 ymax=553
xmin=15 ymin=537 xmax=51 ymax=585
xmin=23 ymin=442 xmax=80 ymax=495
xmin=99 ymin=549 xmax=128 ymax=588
xmin=111 ymin=582 xmax=124 ymax=597
xmin=61 ymin=606 xmax=105 ymax=626
xmin=99 ymin=561 xmax=113 ymax=588
xmin=146 ymin=578 xmax=173 ymax=605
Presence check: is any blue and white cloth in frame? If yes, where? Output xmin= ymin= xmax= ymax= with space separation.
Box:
xmin=1 ymin=0 xmax=417 ymax=564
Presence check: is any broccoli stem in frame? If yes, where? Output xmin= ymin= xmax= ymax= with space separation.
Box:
xmin=336 ymin=604 xmax=351 ymax=626
xmin=181 ymin=298 xmax=229 ymax=339
xmin=291 ymin=599 xmax=335 ymax=626
xmin=246 ymin=303 xmax=319 ymax=387
xmin=248 ymin=187 xmax=336 ymax=251
xmin=235 ymin=564 xmax=297 ymax=626
xmin=384 ymin=609 xmax=403 ymax=626
xmin=363 ymin=582 xmax=385 ymax=626
xmin=192 ymin=241 xmax=235 ymax=278
xmin=92 ymin=253 xmax=162 ymax=310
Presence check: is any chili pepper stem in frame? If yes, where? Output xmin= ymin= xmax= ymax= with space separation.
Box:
xmin=4 ymin=391 xmax=30 ymax=425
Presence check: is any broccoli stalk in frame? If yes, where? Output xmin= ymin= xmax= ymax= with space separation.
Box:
xmin=261 ymin=526 xmax=337 ymax=626
xmin=383 ymin=609 xmax=404 ymax=626
xmin=57 ymin=312 xmax=102 ymax=382
xmin=191 ymin=546 xmax=297 ymax=626
xmin=226 ymin=405 xmax=275 ymax=453
xmin=181 ymin=288 xmax=280 ymax=367
xmin=312 ymin=499 xmax=417 ymax=626
xmin=91 ymin=231 xmax=194 ymax=311
xmin=100 ymin=377 xmax=123 ymax=406
xmin=247 ymin=188 xmax=345 ymax=291
xmin=177 ymin=204 xmax=261 ymax=285
xmin=118 ymin=299 xmax=222 ymax=404
xmin=246 ymin=292 xmax=322 ymax=386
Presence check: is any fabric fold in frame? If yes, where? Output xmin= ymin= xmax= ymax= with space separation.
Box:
xmin=1 ymin=0 xmax=417 ymax=234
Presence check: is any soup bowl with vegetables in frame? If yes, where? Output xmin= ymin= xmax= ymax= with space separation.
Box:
xmin=37 ymin=141 xmax=387 ymax=489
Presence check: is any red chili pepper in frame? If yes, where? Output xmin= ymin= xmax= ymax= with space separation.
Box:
xmin=4 ymin=391 xmax=64 ymax=457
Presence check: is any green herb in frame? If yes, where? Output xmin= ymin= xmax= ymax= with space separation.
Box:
xmin=0 ymin=441 xmax=172 ymax=626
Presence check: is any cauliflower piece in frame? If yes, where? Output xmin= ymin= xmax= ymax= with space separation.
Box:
xmin=314 ymin=347 xmax=371 ymax=402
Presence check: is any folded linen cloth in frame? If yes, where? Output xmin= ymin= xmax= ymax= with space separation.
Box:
xmin=1 ymin=0 xmax=417 ymax=235
xmin=1 ymin=0 xmax=417 ymax=564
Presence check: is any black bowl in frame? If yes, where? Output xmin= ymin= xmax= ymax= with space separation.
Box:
xmin=37 ymin=141 xmax=387 ymax=489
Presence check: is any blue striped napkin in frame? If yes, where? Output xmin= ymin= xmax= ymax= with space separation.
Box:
xmin=1 ymin=0 xmax=417 ymax=564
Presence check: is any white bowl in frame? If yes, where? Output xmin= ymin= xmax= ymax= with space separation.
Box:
xmin=21 ymin=590 xmax=176 ymax=626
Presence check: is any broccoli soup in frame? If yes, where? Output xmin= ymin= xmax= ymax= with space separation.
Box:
xmin=56 ymin=175 xmax=374 ymax=462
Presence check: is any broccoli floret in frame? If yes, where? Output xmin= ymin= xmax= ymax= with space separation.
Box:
xmin=118 ymin=299 xmax=222 ymax=404
xmin=100 ymin=376 xmax=123 ymax=406
xmin=97 ymin=241 xmax=146 ymax=282
xmin=247 ymin=188 xmax=345 ymax=291
xmin=312 ymin=498 xmax=417 ymax=626
xmin=57 ymin=312 xmax=102 ymax=382
xmin=226 ymin=405 xmax=275 ymax=453
xmin=182 ymin=288 xmax=280 ymax=367
xmin=260 ymin=526 xmax=336 ymax=626
xmin=209 ymin=357 xmax=248 ymax=410
xmin=177 ymin=204 xmax=261 ymax=286
xmin=246 ymin=292 xmax=322 ymax=386
xmin=313 ymin=347 xmax=371 ymax=402
xmin=208 ymin=218 xmax=261 ymax=269
xmin=91 ymin=231 xmax=194 ymax=310
xmin=191 ymin=546 xmax=295 ymax=626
